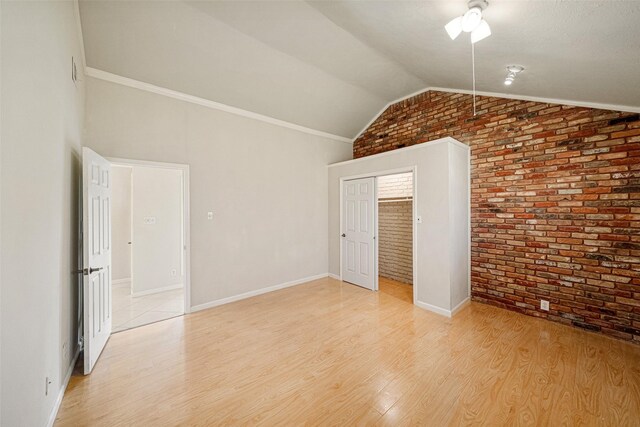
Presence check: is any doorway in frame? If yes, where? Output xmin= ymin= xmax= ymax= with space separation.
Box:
xmin=376 ymin=172 xmax=414 ymax=303
xmin=340 ymin=168 xmax=416 ymax=303
xmin=110 ymin=159 xmax=189 ymax=332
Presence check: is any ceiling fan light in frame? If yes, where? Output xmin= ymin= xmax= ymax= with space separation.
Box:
xmin=461 ymin=7 xmax=482 ymax=32
xmin=470 ymin=19 xmax=491 ymax=43
xmin=504 ymin=79 xmax=513 ymax=86
xmin=445 ymin=16 xmax=463 ymax=40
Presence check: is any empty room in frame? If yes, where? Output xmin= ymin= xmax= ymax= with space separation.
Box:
xmin=1 ymin=0 xmax=639 ymax=426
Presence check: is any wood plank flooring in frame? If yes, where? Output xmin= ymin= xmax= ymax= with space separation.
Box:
xmin=56 ymin=277 xmax=640 ymax=426
xmin=378 ymin=276 xmax=413 ymax=303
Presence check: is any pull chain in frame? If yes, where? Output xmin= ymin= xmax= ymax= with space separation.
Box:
xmin=472 ymin=42 xmax=477 ymax=116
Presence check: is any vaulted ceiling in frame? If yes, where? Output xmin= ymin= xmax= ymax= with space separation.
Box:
xmin=79 ymin=0 xmax=640 ymax=140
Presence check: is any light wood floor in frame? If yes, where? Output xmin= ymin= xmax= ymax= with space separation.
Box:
xmin=56 ymin=277 xmax=640 ymax=426
xmin=378 ymin=276 xmax=413 ymax=303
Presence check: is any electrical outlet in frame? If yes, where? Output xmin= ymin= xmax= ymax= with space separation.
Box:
xmin=540 ymin=300 xmax=549 ymax=311
xmin=171 ymin=269 xmax=177 ymax=277
xmin=207 ymin=211 xmax=214 ymax=220
xmin=62 ymin=341 xmax=68 ymax=360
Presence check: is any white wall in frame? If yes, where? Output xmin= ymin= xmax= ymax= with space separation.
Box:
xmin=1 ymin=1 xmax=85 ymax=425
xmin=328 ymin=138 xmax=470 ymax=315
xmin=84 ymin=76 xmax=352 ymax=307
xmin=111 ymin=166 xmax=132 ymax=281
xmin=449 ymin=143 xmax=471 ymax=309
xmin=131 ymin=166 xmax=183 ymax=294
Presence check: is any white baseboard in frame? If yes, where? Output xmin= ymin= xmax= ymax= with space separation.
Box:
xmin=415 ymin=300 xmax=452 ymax=318
xmin=46 ymin=347 xmax=80 ymax=427
xmin=451 ymin=297 xmax=470 ymax=316
xmin=132 ymin=283 xmax=183 ymax=297
xmin=191 ymin=273 xmax=329 ymax=313
xmin=111 ymin=278 xmax=131 ymax=285
xmin=415 ymin=296 xmax=471 ymax=318
xmin=328 ymin=273 xmax=341 ymax=281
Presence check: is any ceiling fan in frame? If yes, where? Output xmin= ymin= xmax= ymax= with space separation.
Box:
xmin=445 ymin=0 xmax=492 ymax=44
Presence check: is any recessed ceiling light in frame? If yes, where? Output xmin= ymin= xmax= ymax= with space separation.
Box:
xmin=504 ymin=65 xmax=524 ymax=86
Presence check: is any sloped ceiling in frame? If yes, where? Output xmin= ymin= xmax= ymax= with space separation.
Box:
xmin=79 ymin=0 xmax=640 ymax=140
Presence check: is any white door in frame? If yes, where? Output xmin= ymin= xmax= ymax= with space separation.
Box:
xmin=341 ymin=177 xmax=375 ymax=290
xmin=82 ymin=147 xmax=112 ymax=374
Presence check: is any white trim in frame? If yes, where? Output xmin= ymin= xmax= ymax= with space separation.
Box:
xmin=329 ymin=137 xmax=463 ymax=168
xmin=374 ymin=178 xmax=379 ymax=292
xmin=72 ymin=0 xmax=86 ymax=71
xmin=428 ymin=86 xmax=640 ymax=116
xmin=328 ymin=273 xmax=341 ymax=281
xmin=111 ymin=278 xmax=131 ymax=286
xmin=85 ymin=67 xmax=353 ymax=144
xmin=190 ymin=273 xmax=329 ymax=313
xmin=412 ymin=168 xmax=418 ymax=305
xmin=352 ymin=87 xmax=640 ymax=142
xmin=415 ymin=300 xmax=452 ymax=318
xmin=352 ymin=87 xmax=431 ymax=142
xmin=132 ymin=284 xmax=183 ymax=298
xmin=108 ymin=157 xmax=192 ymax=314
xmin=451 ymin=297 xmax=471 ymax=316
xmin=46 ymin=347 xmax=80 ymax=427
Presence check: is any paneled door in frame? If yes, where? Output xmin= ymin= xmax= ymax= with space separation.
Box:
xmin=341 ymin=177 xmax=375 ymax=290
xmin=82 ymin=147 xmax=112 ymax=374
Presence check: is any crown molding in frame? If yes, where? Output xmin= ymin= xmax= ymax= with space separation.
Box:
xmin=352 ymin=86 xmax=640 ymax=142
xmin=85 ymin=67 xmax=353 ymax=144
xmin=73 ymin=0 xmax=86 ymax=70
xmin=351 ymin=87 xmax=431 ymax=142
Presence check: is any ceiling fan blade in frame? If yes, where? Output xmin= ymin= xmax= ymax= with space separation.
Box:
xmin=445 ymin=16 xmax=463 ymax=40
xmin=471 ymin=19 xmax=491 ymax=43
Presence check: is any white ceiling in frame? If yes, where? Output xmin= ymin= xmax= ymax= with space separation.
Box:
xmin=79 ymin=0 xmax=640 ymax=139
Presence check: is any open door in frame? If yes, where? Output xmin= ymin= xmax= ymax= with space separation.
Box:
xmin=82 ymin=147 xmax=112 ymax=374
xmin=341 ymin=177 xmax=375 ymax=290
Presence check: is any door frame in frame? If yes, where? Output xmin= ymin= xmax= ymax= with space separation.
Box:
xmin=107 ymin=157 xmax=192 ymax=314
xmin=339 ymin=166 xmax=417 ymax=304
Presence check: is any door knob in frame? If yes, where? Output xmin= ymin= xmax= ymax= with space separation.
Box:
xmin=341 ymin=233 xmax=346 ymax=237
xmin=79 ymin=267 xmax=103 ymax=275
xmin=88 ymin=267 xmax=103 ymax=275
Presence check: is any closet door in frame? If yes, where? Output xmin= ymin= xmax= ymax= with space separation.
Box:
xmin=341 ymin=177 xmax=375 ymax=290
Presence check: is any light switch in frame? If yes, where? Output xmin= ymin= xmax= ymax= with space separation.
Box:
xmin=207 ymin=212 xmax=214 ymax=220
xmin=416 ymin=215 xmax=423 ymax=224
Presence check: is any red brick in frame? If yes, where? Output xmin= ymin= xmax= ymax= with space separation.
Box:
xmin=354 ymin=90 xmax=640 ymax=344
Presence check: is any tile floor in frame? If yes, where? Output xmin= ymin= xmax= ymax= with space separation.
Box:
xmin=112 ymin=282 xmax=184 ymax=332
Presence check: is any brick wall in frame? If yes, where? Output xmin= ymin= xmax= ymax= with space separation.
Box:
xmin=378 ymin=172 xmax=413 ymax=199
xmin=354 ymin=90 xmax=640 ymax=343
xmin=378 ymin=174 xmax=413 ymax=284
